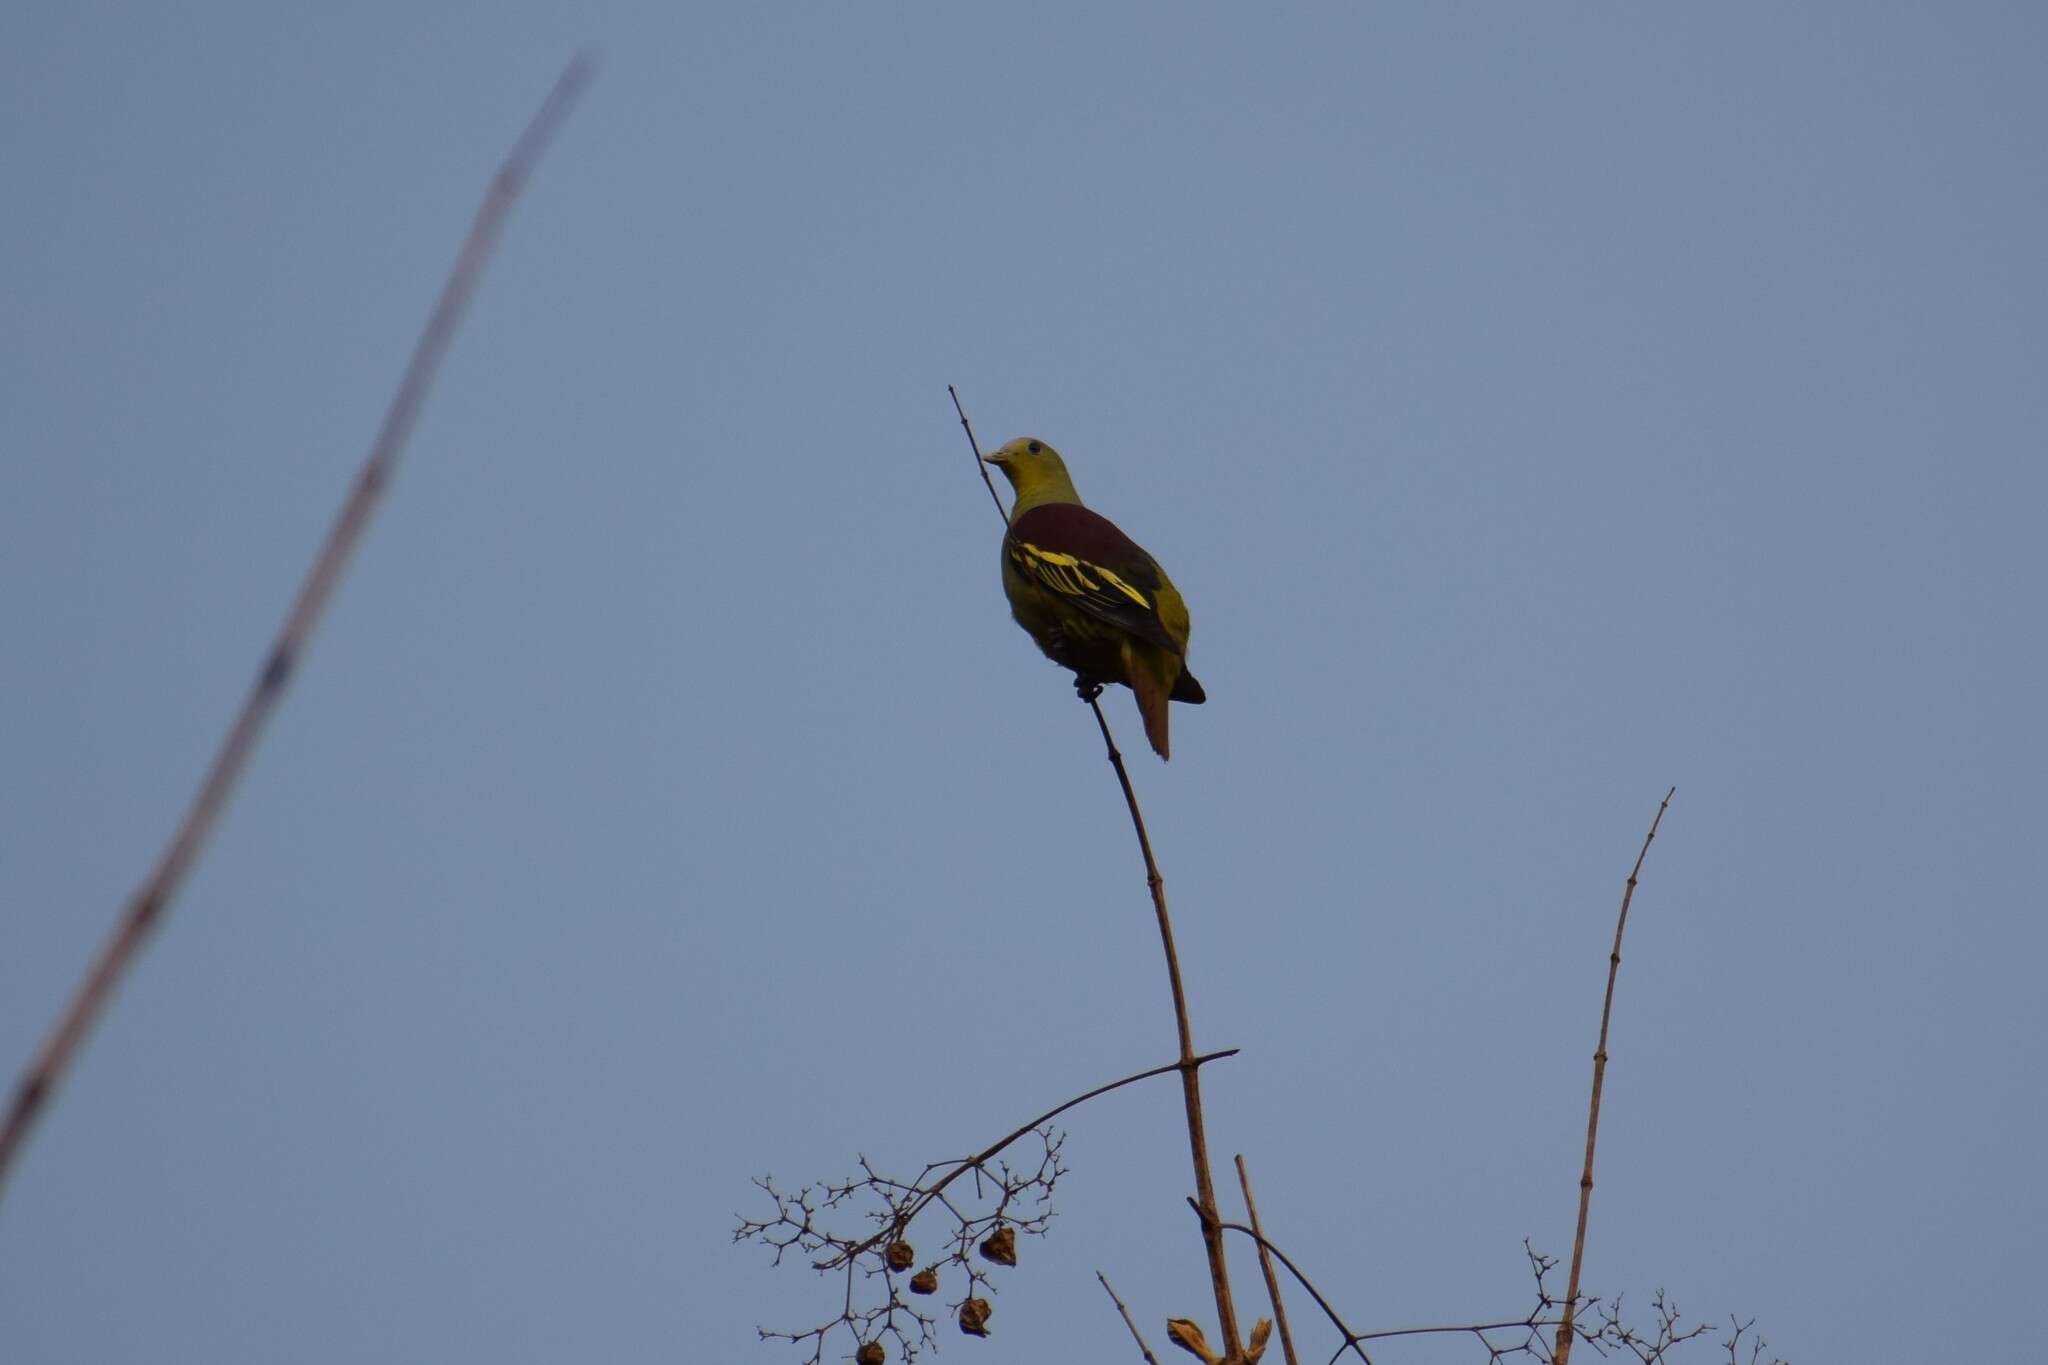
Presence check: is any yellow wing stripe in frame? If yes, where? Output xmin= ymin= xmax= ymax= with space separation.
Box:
xmin=1092 ymin=566 xmax=1152 ymax=608
xmin=1015 ymin=543 xmax=1152 ymax=609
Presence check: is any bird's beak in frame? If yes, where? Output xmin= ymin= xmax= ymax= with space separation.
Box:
xmin=980 ymin=450 xmax=1004 ymax=465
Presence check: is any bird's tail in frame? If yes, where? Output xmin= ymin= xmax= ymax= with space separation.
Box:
xmin=1122 ymin=638 xmax=1175 ymax=760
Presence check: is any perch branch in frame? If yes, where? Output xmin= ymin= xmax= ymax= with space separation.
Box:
xmin=1094 ymin=697 xmax=1243 ymax=1357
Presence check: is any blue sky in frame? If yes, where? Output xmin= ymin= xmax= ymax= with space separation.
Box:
xmin=4 ymin=5 xmax=2043 ymax=1362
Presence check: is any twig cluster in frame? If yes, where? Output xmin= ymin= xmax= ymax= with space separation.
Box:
xmin=1200 ymin=1221 xmax=1784 ymax=1365
xmin=1480 ymin=1244 xmax=1782 ymax=1365
xmin=735 ymin=1129 xmax=1063 ymax=1364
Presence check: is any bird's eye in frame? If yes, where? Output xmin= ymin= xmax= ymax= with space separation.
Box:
xmin=1028 ymin=440 xmax=1042 ymax=453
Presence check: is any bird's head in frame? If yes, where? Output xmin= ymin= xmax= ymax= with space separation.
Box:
xmin=983 ymin=437 xmax=1080 ymax=507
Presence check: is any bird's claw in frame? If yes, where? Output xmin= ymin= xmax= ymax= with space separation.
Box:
xmin=1073 ymin=677 xmax=1105 ymax=703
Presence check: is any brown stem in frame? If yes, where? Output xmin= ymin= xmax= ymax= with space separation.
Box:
xmin=0 ymin=55 xmax=596 ymax=1203
xmin=1099 ymin=1271 xmax=1164 ymax=1365
xmin=1234 ymin=1155 xmax=1300 ymax=1365
xmin=1090 ymin=697 xmax=1243 ymax=1360
xmin=1552 ymin=787 xmax=1676 ymax=1365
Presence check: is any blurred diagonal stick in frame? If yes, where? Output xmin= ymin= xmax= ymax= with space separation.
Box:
xmin=0 ymin=54 xmax=597 ymax=1203
xmin=1551 ymin=787 xmax=1676 ymax=1365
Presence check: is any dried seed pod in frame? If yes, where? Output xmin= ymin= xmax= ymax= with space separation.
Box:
xmin=978 ymin=1225 xmax=1017 ymax=1267
xmin=909 ymin=1267 xmax=939 ymax=1295
xmin=855 ymin=1342 xmax=885 ymax=1365
xmin=1165 ymin=1318 xmax=1221 ymax=1365
xmin=958 ymin=1297 xmax=992 ymax=1338
xmin=884 ymin=1240 xmax=915 ymax=1272
xmin=1246 ymin=1318 xmax=1274 ymax=1364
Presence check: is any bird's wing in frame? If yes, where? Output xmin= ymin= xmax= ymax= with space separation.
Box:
xmin=1005 ymin=504 xmax=1181 ymax=654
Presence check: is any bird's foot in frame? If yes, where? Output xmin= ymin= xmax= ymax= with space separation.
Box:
xmin=1073 ymin=676 xmax=1105 ymax=703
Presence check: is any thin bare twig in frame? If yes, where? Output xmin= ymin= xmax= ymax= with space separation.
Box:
xmin=1356 ymin=1319 xmax=1545 ymax=1343
xmin=1100 ymin=1271 xmax=1164 ymax=1365
xmin=819 ymin=1048 xmax=1238 ymax=1270
xmin=0 ymin=54 xmax=597 ymax=1202
xmin=948 ymin=384 xmax=1009 ymax=525
xmin=1195 ymin=1209 xmax=1370 ymax=1365
xmin=1553 ymin=787 xmax=1677 ymax=1364
xmin=1235 ymin=1155 xmax=1300 ymax=1365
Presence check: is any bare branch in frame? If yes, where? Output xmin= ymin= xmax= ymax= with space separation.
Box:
xmin=1100 ymin=1270 xmax=1164 ymax=1365
xmin=1554 ymin=789 xmax=1676 ymax=1364
xmin=1234 ymin=1155 xmax=1300 ymax=1365
xmin=1087 ymin=694 xmax=1244 ymax=1358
